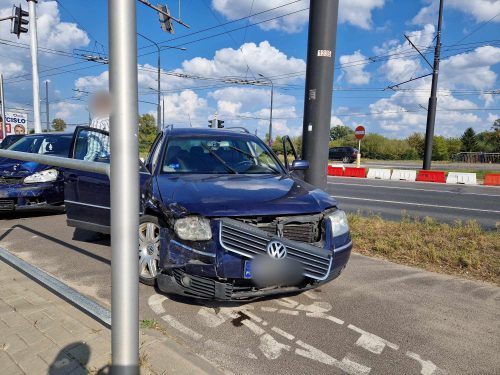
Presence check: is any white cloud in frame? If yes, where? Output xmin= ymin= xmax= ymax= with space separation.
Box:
xmin=53 ymin=101 xmax=86 ymax=123
xmin=212 ymin=0 xmax=385 ymax=33
xmin=412 ymin=0 xmax=500 ymax=25
xmin=339 ymin=50 xmax=371 ymax=85
xmin=182 ymin=41 xmax=305 ymax=82
xmin=162 ymin=90 xmax=209 ymax=127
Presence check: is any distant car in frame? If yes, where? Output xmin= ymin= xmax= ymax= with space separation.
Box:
xmin=0 ymin=134 xmax=25 ymax=149
xmin=328 ymin=147 xmax=358 ymax=163
xmin=0 ymin=133 xmax=72 ymax=212
xmin=63 ymin=126 xmax=352 ymax=301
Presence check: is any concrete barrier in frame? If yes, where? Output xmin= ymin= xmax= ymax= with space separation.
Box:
xmin=484 ymin=173 xmax=500 ymax=186
xmin=367 ymin=168 xmax=391 ymax=180
xmin=446 ymin=172 xmax=477 ymax=185
xmin=390 ymin=169 xmax=417 ymax=182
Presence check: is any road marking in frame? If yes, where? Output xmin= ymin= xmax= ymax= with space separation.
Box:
xmin=327 ymin=181 xmax=500 ymax=197
xmin=348 ymin=324 xmax=399 ymax=354
xmin=303 ymin=290 xmax=321 ymax=300
xmin=271 ymin=327 xmax=295 ymax=341
xmin=278 ymin=309 xmax=299 ymax=315
xmin=261 ymin=307 xmax=277 ymax=312
xmin=296 ymin=340 xmax=371 ymax=375
xmin=161 ymin=314 xmax=203 ymax=341
xmin=333 ymin=196 xmax=500 ymax=214
xmin=406 ymin=351 xmax=447 ymax=375
xmin=147 ymin=294 xmax=167 ymax=315
xmin=204 ymin=339 xmax=258 ymax=360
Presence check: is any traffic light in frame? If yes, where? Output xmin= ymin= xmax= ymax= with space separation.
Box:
xmin=158 ymin=4 xmax=174 ymax=34
xmin=216 ymin=120 xmax=224 ymax=128
xmin=11 ymin=5 xmax=29 ymax=39
xmin=208 ymin=119 xmax=214 ymax=128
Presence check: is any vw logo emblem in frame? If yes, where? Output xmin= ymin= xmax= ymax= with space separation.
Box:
xmin=266 ymin=240 xmax=287 ymax=259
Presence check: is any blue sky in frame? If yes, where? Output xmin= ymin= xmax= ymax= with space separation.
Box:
xmin=0 ymin=0 xmax=499 ymax=138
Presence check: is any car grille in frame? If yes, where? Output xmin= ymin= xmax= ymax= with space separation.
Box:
xmin=219 ymin=218 xmax=332 ymax=281
xmin=256 ymin=222 xmax=319 ymax=243
xmin=0 ymin=177 xmax=24 ymax=185
xmin=0 ymin=199 xmax=16 ymax=211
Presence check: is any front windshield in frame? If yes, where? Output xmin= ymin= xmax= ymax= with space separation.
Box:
xmin=7 ymin=135 xmax=72 ymax=157
xmin=162 ymin=136 xmax=283 ymax=174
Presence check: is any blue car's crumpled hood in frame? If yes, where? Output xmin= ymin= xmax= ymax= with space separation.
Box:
xmin=0 ymin=158 xmax=47 ymax=178
xmin=155 ymin=174 xmax=337 ymax=217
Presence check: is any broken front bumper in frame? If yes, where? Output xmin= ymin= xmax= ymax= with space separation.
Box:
xmin=0 ymin=181 xmax=64 ymax=211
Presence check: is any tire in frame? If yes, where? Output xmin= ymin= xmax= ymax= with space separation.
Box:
xmin=138 ymin=215 xmax=161 ymax=286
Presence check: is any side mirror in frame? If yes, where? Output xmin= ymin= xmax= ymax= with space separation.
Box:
xmin=290 ymin=160 xmax=309 ymax=171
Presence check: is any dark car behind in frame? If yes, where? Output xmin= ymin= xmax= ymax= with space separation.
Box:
xmin=0 ymin=133 xmax=72 ymax=211
xmin=328 ymin=146 xmax=358 ymax=163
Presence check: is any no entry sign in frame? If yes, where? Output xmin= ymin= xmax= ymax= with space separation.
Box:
xmin=355 ymin=125 xmax=365 ymax=140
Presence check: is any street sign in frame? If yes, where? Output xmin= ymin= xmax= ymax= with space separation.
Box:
xmin=355 ymin=125 xmax=365 ymax=140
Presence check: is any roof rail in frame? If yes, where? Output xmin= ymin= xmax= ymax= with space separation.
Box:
xmin=225 ymin=127 xmax=250 ymax=133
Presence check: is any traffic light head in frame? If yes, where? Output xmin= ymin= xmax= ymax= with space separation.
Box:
xmin=217 ymin=120 xmax=224 ymax=128
xmin=12 ymin=5 xmax=29 ymax=38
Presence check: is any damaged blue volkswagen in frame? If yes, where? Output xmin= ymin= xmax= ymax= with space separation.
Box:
xmin=64 ymin=126 xmax=352 ymax=300
xmin=0 ymin=133 xmax=72 ymax=212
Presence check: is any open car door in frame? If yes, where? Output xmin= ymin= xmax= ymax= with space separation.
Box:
xmin=64 ymin=126 xmax=151 ymax=234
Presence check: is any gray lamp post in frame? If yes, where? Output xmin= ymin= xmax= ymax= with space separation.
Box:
xmin=259 ymin=73 xmax=274 ymax=146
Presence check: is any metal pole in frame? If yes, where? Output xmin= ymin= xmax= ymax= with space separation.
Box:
xmin=109 ymin=0 xmax=139 ymax=373
xmin=27 ymin=0 xmax=42 ymax=134
xmin=0 ymin=74 xmax=6 ymax=139
xmin=423 ymin=0 xmax=444 ymax=170
xmin=269 ymin=81 xmax=273 ymax=146
xmin=45 ymin=80 xmax=49 ymax=132
xmin=301 ymin=0 xmax=339 ymax=188
xmin=162 ymin=96 xmax=165 ymax=129
xmin=137 ymin=32 xmax=161 ymax=131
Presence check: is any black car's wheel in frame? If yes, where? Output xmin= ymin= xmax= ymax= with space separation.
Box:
xmin=342 ymin=156 xmax=351 ymax=163
xmin=138 ymin=215 xmax=161 ymax=286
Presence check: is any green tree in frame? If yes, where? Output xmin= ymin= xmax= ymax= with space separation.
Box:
xmin=492 ymin=118 xmax=500 ymax=132
xmin=330 ymin=125 xmax=354 ymax=141
xmin=432 ymin=136 xmax=449 ymax=161
xmin=51 ymin=118 xmax=67 ymax=132
xmin=138 ymin=114 xmax=157 ymax=154
xmin=446 ymin=138 xmax=462 ymax=158
xmin=406 ymin=133 xmax=425 ymax=158
xmin=460 ymin=127 xmax=478 ymax=152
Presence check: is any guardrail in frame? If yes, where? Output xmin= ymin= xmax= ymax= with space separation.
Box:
xmin=451 ymin=152 xmax=500 ymax=164
xmin=0 ymin=149 xmax=109 ymax=176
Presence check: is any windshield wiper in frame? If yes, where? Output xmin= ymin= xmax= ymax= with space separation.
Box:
xmin=200 ymin=143 xmax=238 ymax=174
xmin=228 ymin=145 xmax=281 ymax=174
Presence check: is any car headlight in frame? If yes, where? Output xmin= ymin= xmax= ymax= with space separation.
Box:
xmin=23 ymin=169 xmax=59 ymax=184
xmin=328 ymin=210 xmax=349 ymax=237
xmin=174 ymin=216 xmax=212 ymax=241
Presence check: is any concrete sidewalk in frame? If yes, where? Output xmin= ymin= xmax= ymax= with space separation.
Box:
xmin=0 ymin=258 xmax=223 ymax=375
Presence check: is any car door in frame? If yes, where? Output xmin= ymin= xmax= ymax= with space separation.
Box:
xmin=64 ymin=126 xmax=152 ymax=234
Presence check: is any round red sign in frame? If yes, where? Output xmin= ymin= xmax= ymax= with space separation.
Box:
xmin=355 ymin=125 xmax=365 ymax=140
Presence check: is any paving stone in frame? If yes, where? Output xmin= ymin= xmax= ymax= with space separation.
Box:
xmin=60 ymin=316 xmax=92 ymax=337
xmin=46 ymin=353 xmax=82 ymax=375
xmin=0 ymin=350 xmax=17 ymax=369
xmin=23 ymin=291 xmax=48 ymax=306
xmin=18 ymin=354 xmax=48 ymax=375
xmin=1 ymin=310 xmax=29 ymax=328
xmin=0 ymin=300 xmax=15 ymax=315
xmin=65 ymin=342 xmax=92 ymax=366
xmin=3 ymin=334 xmax=28 ymax=355
xmin=11 ymin=337 xmax=55 ymax=363
xmin=45 ymin=326 xmax=78 ymax=347
xmin=24 ymin=309 xmax=53 ymax=329
xmin=17 ymin=323 xmax=48 ymax=346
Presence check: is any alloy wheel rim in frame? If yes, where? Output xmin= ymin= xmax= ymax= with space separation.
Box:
xmin=138 ymin=222 xmax=160 ymax=279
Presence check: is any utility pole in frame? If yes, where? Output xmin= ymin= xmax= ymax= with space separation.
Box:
xmin=45 ymin=80 xmax=49 ymax=132
xmin=137 ymin=32 xmax=161 ymax=131
xmin=162 ymin=97 xmax=165 ymax=129
xmin=301 ymin=0 xmax=339 ymax=188
xmin=0 ymin=74 xmax=6 ymax=139
xmin=27 ymin=0 xmax=42 ymax=134
xmin=258 ymin=74 xmax=274 ymax=146
xmin=109 ymin=0 xmax=139 ymax=373
xmin=423 ymin=0 xmax=444 ymax=170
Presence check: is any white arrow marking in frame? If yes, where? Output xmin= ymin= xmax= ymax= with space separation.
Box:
xmin=406 ymin=351 xmax=447 ymax=375
xmin=147 ymin=294 xmax=167 ymax=315
xmin=348 ymin=324 xmax=399 ymax=354
xmin=161 ymin=314 xmax=203 ymax=341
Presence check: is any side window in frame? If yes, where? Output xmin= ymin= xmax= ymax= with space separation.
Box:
xmin=72 ymin=128 xmax=110 ymax=163
xmin=147 ymin=133 xmax=164 ymax=172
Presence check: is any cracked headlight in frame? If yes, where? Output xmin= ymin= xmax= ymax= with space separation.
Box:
xmin=174 ymin=216 xmax=212 ymax=241
xmin=24 ymin=169 xmax=58 ymax=184
xmin=328 ymin=209 xmax=349 ymax=237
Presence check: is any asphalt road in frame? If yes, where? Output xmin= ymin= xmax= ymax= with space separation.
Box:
xmin=326 ymin=177 xmax=500 ymax=229
xmin=1 ymin=211 xmax=499 ymax=375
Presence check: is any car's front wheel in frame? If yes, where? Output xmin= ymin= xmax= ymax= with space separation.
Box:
xmin=139 ymin=215 xmax=161 ymax=286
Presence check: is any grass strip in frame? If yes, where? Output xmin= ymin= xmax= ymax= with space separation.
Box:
xmin=348 ymin=213 xmax=500 ymax=285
